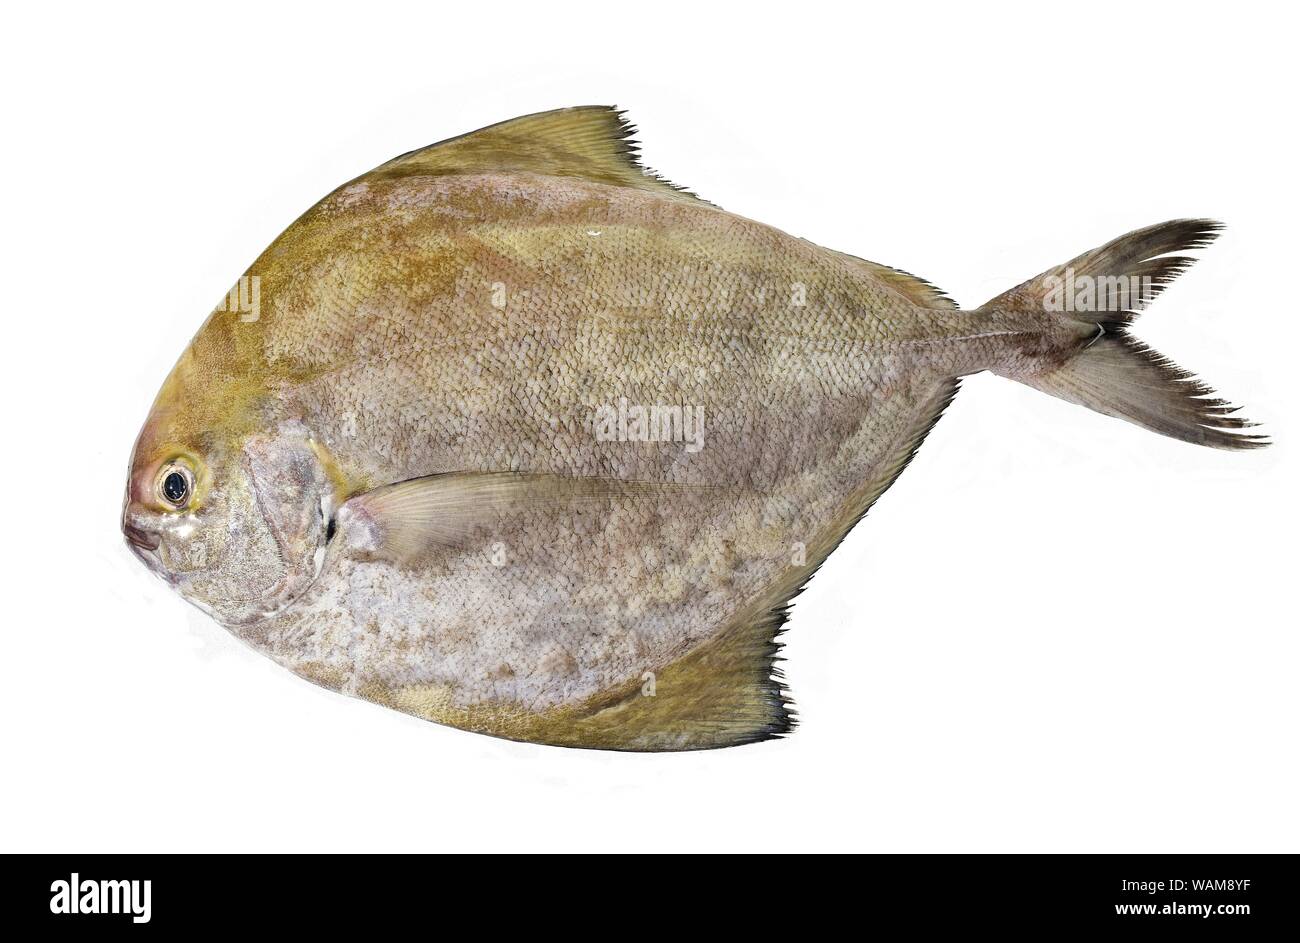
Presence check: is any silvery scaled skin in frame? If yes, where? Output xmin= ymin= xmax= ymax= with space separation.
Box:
xmin=122 ymin=107 xmax=1263 ymax=749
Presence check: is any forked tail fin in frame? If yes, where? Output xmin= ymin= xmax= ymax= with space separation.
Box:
xmin=981 ymin=219 xmax=1267 ymax=450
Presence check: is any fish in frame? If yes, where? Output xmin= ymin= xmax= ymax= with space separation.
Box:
xmin=122 ymin=106 xmax=1266 ymax=751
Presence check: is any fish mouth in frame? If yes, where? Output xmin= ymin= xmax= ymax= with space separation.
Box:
xmin=121 ymin=518 xmax=171 ymax=580
xmin=123 ymin=522 xmax=160 ymax=552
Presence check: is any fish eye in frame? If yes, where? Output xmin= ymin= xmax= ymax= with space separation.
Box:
xmin=156 ymin=462 xmax=194 ymax=509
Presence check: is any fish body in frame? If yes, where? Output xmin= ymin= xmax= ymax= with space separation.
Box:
xmin=123 ymin=107 xmax=1263 ymax=749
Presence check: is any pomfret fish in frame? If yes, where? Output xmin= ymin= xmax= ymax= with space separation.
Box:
xmin=122 ymin=107 xmax=1264 ymax=750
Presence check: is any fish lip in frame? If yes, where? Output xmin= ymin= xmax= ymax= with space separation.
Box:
xmin=123 ymin=521 xmax=160 ymax=551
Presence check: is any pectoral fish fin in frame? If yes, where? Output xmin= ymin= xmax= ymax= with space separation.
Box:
xmin=335 ymin=472 xmax=702 ymax=566
xmin=363 ymin=106 xmax=709 ymax=205
xmin=516 ymin=378 xmax=962 ymax=751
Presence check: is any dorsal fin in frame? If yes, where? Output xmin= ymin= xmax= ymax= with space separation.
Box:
xmin=362 ymin=106 xmax=709 ymax=205
xmin=859 ymin=261 xmax=959 ymax=309
xmin=835 ymin=252 xmax=959 ymax=309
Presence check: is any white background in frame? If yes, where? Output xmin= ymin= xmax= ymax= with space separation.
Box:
xmin=2 ymin=1 xmax=1295 ymax=853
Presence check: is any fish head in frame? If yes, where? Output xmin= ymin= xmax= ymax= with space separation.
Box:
xmin=123 ymin=368 xmax=335 ymax=625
